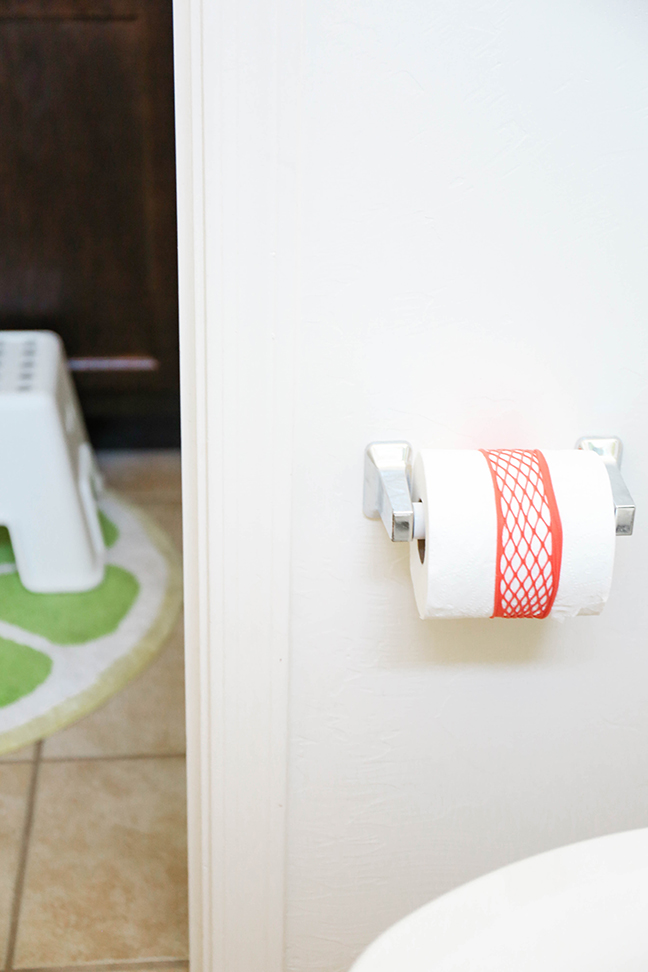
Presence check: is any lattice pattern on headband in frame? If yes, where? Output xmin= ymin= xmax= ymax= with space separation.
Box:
xmin=480 ymin=449 xmax=563 ymax=619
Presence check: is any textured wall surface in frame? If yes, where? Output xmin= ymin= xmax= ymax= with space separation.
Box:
xmin=285 ymin=2 xmax=648 ymax=969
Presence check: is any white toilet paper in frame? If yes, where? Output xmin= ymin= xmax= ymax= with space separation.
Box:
xmin=409 ymin=449 xmax=616 ymax=620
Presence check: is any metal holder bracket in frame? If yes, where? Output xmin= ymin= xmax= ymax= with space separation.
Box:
xmin=576 ymin=437 xmax=635 ymax=536
xmin=364 ymin=437 xmax=635 ymax=541
xmin=363 ymin=441 xmax=417 ymax=541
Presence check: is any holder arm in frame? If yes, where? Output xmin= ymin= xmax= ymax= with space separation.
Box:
xmin=576 ymin=437 xmax=635 ymax=536
xmin=363 ymin=442 xmax=415 ymax=541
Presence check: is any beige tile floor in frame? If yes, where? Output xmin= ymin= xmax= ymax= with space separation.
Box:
xmin=0 ymin=451 xmax=188 ymax=972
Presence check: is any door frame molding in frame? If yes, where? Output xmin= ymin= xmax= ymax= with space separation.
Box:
xmin=173 ymin=0 xmax=300 ymax=968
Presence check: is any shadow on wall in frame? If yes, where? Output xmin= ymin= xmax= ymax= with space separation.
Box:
xmin=417 ymin=617 xmax=552 ymax=665
xmin=377 ymin=541 xmax=566 ymax=667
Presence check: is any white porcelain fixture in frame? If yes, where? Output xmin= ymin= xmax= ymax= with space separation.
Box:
xmin=350 ymin=828 xmax=648 ymax=972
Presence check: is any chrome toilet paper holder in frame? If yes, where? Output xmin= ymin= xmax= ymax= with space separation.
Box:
xmin=363 ymin=437 xmax=635 ymax=541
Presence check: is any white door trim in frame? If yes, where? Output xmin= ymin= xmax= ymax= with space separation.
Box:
xmin=173 ymin=0 xmax=300 ymax=968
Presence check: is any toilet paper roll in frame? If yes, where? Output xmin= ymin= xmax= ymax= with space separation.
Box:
xmin=409 ymin=449 xmax=616 ymax=620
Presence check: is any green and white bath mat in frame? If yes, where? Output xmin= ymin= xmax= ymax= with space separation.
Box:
xmin=0 ymin=492 xmax=182 ymax=755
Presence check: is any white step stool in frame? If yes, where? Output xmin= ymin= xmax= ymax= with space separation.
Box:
xmin=0 ymin=331 xmax=105 ymax=593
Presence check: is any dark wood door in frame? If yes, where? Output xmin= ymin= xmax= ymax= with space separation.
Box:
xmin=0 ymin=0 xmax=179 ymax=446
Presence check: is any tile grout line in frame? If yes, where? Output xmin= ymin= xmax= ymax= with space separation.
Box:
xmin=15 ymin=962 xmax=188 ymax=972
xmin=1 ymin=753 xmax=186 ymax=768
xmin=40 ymin=752 xmax=186 ymax=764
xmin=4 ymin=740 xmax=43 ymax=972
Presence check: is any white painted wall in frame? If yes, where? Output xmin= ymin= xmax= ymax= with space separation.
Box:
xmin=284 ymin=2 xmax=648 ymax=970
xmin=175 ymin=1 xmax=648 ymax=970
